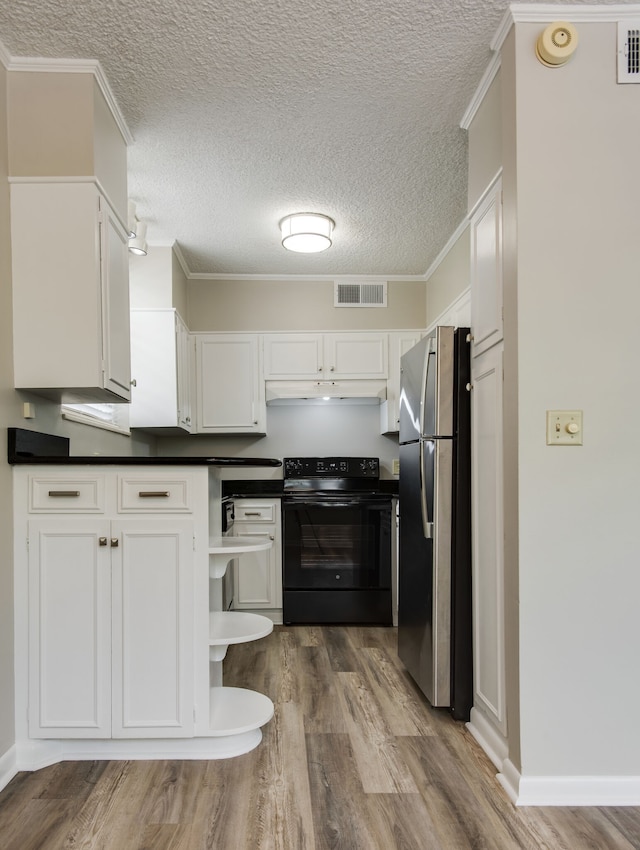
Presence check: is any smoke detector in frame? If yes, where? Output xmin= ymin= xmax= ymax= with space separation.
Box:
xmin=535 ymin=21 xmax=579 ymax=67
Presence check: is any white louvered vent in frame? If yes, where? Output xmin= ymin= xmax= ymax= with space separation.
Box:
xmin=618 ymin=22 xmax=640 ymax=83
xmin=334 ymin=280 xmax=387 ymax=307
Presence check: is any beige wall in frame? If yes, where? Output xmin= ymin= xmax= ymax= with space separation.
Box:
xmin=7 ymin=71 xmax=127 ymax=219
xmin=467 ymin=71 xmax=502 ymax=212
xmin=424 ymin=227 xmax=470 ymax=327
xmin=7 ymin=72 xmax=94 ymax=178
xmin=508 ymin=21 xmax=640 ymax=779
xmin=172 ymin=250 xmax=189 ymax=321
xmin=92 ymin=78 xmax=128 ymax=218
xmin=187 ymin=279 xmax=426 ymax=331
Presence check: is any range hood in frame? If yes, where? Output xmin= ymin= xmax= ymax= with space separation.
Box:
xmin=266 ymin=380 xmax=387 ymax=405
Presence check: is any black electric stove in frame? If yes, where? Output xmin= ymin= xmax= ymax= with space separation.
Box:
xmin=281 ymin=457 xmax=393 ymax=625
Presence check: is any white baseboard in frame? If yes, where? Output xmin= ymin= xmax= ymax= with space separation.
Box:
xmin=499 ymin=759 xmax=640 ymax=806
xmin=15 ymin=731 xmax=264 ymax=772
xmin=466 ymin=707 xmax=508 ymax=771
xmin=0 ymin=745 xmax=19 ymax=793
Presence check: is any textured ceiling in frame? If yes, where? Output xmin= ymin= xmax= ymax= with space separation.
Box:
xmin=0 ymin=0 xmax=631 ymax=277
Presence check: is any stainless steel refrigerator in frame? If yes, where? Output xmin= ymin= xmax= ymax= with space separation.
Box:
xmin=397 ymin=326 xmax=473 ymax=720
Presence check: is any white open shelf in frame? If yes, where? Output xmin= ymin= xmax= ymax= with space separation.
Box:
xmin=209 ymin=686 xmax=274 ymax=737
xmin=209 ymin=535 xmax=273 ymax=578
xmin=209 ymin=611 xmax=273 ymax=661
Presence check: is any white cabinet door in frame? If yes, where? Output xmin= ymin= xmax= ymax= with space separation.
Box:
xmin=263 ymin=333 xmax=324 ymax=379
xmin=28 ymin=519 xmax=112 ymax=738
xmin=130 ymin=309 xmax=193 ymax=432
xmin=196 ymin=334 xmax=266 ymax=433
xmin=100 ymin=197 xmax=132 ymax=399
xmin=232 ymin=499 xmax=282 ymax=612
xmin=324 ymin=333 xmax=388 ymax=379
xmin=11 ymin=181 xmax=131 ymax=402
xmin=111 ymin=520 xmax=194 ymax=738
xmin=176 ymin=315 xmax=194 ymax=431
xmin=233 ymin=527 xmax=278 ymax=608
xmin=263 ymin=332 xmax=388 ymax=381
xmin=380 ymin=330 xmax=425 ymax=434
xmin=470 ymin=343 xmax=506 ymax=736
xmin=28 ymin=516 xmax=195 ymax=739
xmin=471 ymin=180 xmax=503 ymax=357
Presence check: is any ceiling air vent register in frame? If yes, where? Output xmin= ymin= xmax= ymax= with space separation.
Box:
xmin=618 ymin=22 xmax=640 ymax=83
xmin=334 ymin=281 xmax=387 ymax=308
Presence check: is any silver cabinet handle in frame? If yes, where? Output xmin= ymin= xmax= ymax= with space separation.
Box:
xmin=243 ymin=511 xmax=262 ymax=516
xmin=110 ymin=538 xmax=119 ymax=547
xmin=48 ymin=490 xmax=80 ymax=497
xmin=130 ymin=378 xmax=137 ymax=387
xmin=330 ymin=366 xmax=335 ymax=371
xmin=99 ymin=537 xmax=108 ymax=547
xmin=138 ymin=491 xmax=170 ymax=497
xmin=269 ymin=534 xmax=275 ymax=541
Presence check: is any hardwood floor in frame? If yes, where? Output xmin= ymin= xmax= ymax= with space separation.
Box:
xmin=1 ymin=626 xmax=639 ymax=849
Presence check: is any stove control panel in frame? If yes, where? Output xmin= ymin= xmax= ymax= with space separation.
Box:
xmin=284 ymin=457 xmax=379 ymax=479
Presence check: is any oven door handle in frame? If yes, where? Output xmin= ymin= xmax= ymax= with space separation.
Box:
xmin=284 ymin=499 xmax=384 ymax=508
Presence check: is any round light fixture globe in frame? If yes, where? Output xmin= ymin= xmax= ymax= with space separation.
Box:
xmin=280 ymin=213 xmax=335 ymax=253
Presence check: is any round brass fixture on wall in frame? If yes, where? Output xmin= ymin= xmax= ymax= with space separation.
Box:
xmin=536 ymin=21 xmax=579 ymax=67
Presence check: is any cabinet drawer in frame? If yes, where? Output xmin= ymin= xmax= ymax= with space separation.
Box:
xmin=118 ymin=476 xmax=192 ymax=513
xmin=29 ymin=476 xmax=106 ymax=513
xmin=234 ymin=501 xmax=277 ymax=523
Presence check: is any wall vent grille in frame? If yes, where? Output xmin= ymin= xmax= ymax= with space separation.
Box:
xmin=618 ymin=22 xmax=640 ymax=82
xmin=334 ymin=280 xmax=387 ymax=307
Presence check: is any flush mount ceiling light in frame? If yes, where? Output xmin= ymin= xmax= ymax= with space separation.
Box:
xmin=280 ymin=213 xmax=335 ymax=253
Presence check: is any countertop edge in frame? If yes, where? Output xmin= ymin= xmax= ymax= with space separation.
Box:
xmin=9 ymin=455 xmax=283 ymax=467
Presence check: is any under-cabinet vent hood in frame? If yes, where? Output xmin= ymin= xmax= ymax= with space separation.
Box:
xmin=266 ymin=380 xmax=387 ymax=405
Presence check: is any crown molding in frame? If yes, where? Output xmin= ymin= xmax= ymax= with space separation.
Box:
xmin=461 ymin=3 xmax=640 ymax=129
xmin=5 ymin=55 xmax=133 ymax=145
xmin=186 ymin=272 xmax=426 ymax=282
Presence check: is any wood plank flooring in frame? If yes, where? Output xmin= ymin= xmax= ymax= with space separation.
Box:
xmin=1 ymin=626 xmax=639 ymax=849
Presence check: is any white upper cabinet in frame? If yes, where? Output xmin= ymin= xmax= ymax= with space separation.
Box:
xmin=130 ymin=309 xmax=193 ymax=433
xmin=470 ymin=179 xmax=503 ymax=357
xmin=380 ymin=330 xmax=425 ymax=434
xmin=262 ymin=334 xmax=324 ymax=379
xmin=263 ymin=332 xmax=388 ymax=380
xmin=195 ymin=333 xmax=266 ymax=434
xmin=11 ymin=181 xmax=131 ymax=402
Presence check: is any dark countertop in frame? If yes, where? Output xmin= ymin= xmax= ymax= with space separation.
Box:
xmin=7 ymin=428 xmax=282 ymax=468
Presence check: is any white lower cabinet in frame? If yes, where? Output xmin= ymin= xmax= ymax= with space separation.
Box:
xmin=15 ymin=466 xmax=276 ymax=765
xmin=232 ymin=499 xmax=282 ymax=616
xmin=28 ymin=517 xmax=194 ymax=739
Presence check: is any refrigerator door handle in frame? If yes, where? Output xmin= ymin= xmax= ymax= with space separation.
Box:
xmin=419 ymin=441 xmax=434 ymax=539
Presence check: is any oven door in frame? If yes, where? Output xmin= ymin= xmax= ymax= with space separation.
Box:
xmin=282 ymin=497 xmax=392 ymax=590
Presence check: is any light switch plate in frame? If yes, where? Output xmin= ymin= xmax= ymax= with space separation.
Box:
xmin=392 ymin=459 xmax=400 ymax=475
xmin=546 ymin=410 xmax=583 ymax=445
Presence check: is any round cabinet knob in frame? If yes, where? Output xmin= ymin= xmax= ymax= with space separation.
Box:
xmin=565 ymin=421 xmax=580 ymax=434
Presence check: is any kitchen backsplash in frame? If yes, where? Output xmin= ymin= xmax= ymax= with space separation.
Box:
xmin=155 ymin=403 xmax=399 ymax=478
